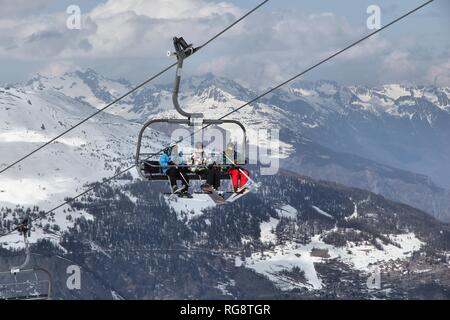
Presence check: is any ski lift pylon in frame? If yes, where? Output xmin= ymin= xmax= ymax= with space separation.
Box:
xmin=0 ymin=218 xmax=52 ymax=300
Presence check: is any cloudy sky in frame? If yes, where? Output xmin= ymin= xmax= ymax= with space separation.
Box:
xmin=0 ymin=0 xmax=449 ymax=88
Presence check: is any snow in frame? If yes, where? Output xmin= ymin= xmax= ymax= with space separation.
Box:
xmin=413 ymin=268 xmax=432 ymax=274
xmin=0 ymin=130 xmax=85 ymax=146
xmin=88 ymin=241 xmax=112 ymax=259
xmin=345 ymin=203 xmax=358 ymax=221
xmin=0 ymin=87 xmax=169 ymax=249
xmin=165 ymin=194 xmax=216 ymax=222
xmin=291 ymin=88 xmax=316 ymax=97
xmin=1 ymin=226 xmax=60 ymax=252
xmin=316 ymin=82 xmax=337 ymax=95
xmin=0 ymin=88 xmax=145 ymax=208
xmin=26 ymin=71 xmax=133 ymax=119
xmin=336 ymin=233 xmax=424 ymax=270
xmin=311 ymin=205 xmax=334 ymax=219
xmin=381 ymin=84 xmax=410 ymax=100
xmin=398 ymin=99 xmax=416 ymax=107
xmin=0 ymin=208 xmax=92 ymax=250
xmin=356 ymin=92 xmax=371 ymax=103
xmin=124 ymin=191 xmax=139 ymax=204
xmin=236 ymin=239 xmax=324 ymax=290
xmin=301 ymin=122 xmax=320 ymax=129
xmin=111 ymin=290 xmax=125 ymax=300
xmin=276 ymin=204 xmax=298 ymax=220
xmin=237 ymin=232 xmax=424 ymax=291
xmin=259 ymin=218 xmax=278 ymax=244
xmin=215 ymin=280 xmax=235 ymax=296
xmin=0 ymin=71 xmax=443 ymax=259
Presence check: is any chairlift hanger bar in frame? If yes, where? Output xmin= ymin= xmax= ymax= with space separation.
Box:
xmin=170 ymin=37 xmax=204 ymax=120
xmin=8 ymin=218 xmax=32 ymax=274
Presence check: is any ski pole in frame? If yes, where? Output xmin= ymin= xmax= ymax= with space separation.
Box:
xmin=178 ymin=166 xmax=190 ymax=187
xmin=223 ymin=152 xmax=257 ymax=186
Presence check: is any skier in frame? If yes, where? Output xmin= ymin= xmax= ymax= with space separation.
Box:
xmin=189 ymin=142 xmax=206 ymax=174
xmin=159 ymin=144 xmax=190 ymax=195
xmin=201 ymin=147 xmax=222 ymax=193
xmin=224 ymin=142 xmax=249 ymax=193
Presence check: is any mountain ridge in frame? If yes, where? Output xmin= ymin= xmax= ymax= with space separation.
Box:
xmin=3 ymin=69 xmax=450 ymax=224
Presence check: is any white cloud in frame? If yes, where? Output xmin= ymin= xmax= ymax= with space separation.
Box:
xmin=0 ymin=0 xmax=241 ymax=59
xmin=380 ymin=50 xmax=416 ymax=81
xmin=194 ymin=9 xmax=389 ymax=88
xmin=38 ymin=60 xmax=76 ymax=77
xmin=0 ymin=0 xmax=446 ymax=88
xmin=77 ymin=0 xmax=242 ymax=58
xmin=90 ymin=0 xmax=241 ymax=20
xmin=426 ymin=58 xmax=450 ymax=87
xmin=0 ymin=0 xmax=51 ymax=18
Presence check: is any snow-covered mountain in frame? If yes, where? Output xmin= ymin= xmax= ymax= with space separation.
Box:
xmin=0 ymin=85 xmax=170 ymax=248
xmin=27 ymin=70 xmax=450 ymax=131
xmin=1 ymin=69 xmax=450 ymax=299
xmin=22 ymin=69 xmax=450 ymax=221
xmin=27 ymin=71 xmax=450 ymax=179
xmin=2 ymin=69 xmax=450 ymax=242
xmin=268 ymin=81 xmax=450 ymax=187
xmin=26 ymin=69 xmax=134 ymax=120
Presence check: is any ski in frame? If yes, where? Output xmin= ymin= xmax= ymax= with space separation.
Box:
xmin=178 ymin=192 xmax=193 ymax=199
xmin=165 ymin=193 xmax=207 ymax=202
xmin=167 ymin=186 xmax=188 ymax=200
xmin=201 ymin=185 xmax=226 ymax=204
xmin=226 ymin=188 xmax=251 ymax=203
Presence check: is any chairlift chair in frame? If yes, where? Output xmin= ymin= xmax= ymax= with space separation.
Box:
xmin=135 ymin=37 xmax=251 ymax=196
xmin=0 ymin=218 xmax=52 ymax=300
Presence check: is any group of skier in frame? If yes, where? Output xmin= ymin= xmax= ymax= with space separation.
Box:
xmin=159 ymin=142 xmax=249 ymax=198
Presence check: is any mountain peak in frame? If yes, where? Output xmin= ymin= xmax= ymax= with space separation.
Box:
xmin=185 ymin=73 xmax=254 ymax=101
xmin=74 ymin=68 xmax=101 ymax=79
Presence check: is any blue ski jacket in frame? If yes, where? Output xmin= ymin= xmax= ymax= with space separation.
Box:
xmin=159 ymin=153 xmax=171 ymax=174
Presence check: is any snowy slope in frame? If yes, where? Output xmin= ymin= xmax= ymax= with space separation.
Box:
xmin=3 ymin=69 xmax=450 ymax=250
xmin=24 ymin=70 xmax=450 ymax=184
xmin=25 ymin=70 xmax=295 ymax=160
xmin=52 ymin=171 xmax=449 ymax=299
xmin=0 ymin=86 xmax=168 ymax=248
xmin=26 ymin=69 xmax=134 ymax=120
xmin=236 ymin=230 xmax=423 ymax=291
xmin=235 ymin=199 xmax=426 ymax=292
xmin=24 ymin=70 xmax=450 ymax=130
xmin=280 ymin=81 xmax=450 ymax=117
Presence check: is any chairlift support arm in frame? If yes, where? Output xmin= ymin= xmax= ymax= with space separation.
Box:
xmin=10 ymin=218 xmax=32 ymax=274
xmin=170 ymin=37 xmax=203 ymax=121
